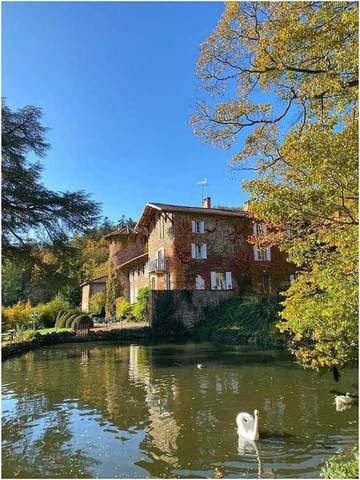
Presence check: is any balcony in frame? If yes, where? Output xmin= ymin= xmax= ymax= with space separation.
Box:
xmin=145 ymin=258 xmax=167 ymax=274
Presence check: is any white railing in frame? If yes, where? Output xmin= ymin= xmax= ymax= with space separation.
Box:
xmin=145 ymin=258 xmax=167 ymax=274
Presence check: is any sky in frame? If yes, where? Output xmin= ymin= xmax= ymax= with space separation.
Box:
xmin=3 ymin=1 xmax=253 ymax=222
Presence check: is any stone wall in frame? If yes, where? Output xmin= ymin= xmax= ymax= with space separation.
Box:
xmin=148 ymin=289 xmax=234 ymax=330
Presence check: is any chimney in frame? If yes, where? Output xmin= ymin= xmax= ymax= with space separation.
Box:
xmin=243 ymin=200 xmax=251 ymax=212
xmin=202 ymin=197 xmax=211 ymax=209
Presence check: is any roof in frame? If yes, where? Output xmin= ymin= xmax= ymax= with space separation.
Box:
xmin=116 ymin=253 xmax=148 ymax=270
xmin=103 ymin=225 xmax=145 ymax=240
xmin=136 ymin=202 xmax=250 ymax=229
xmin=80 ymin=275 xmax=108 ymax=287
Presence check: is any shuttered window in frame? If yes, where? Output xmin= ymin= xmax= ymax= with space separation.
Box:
xmin=192 ymin=220 xmax=205 ymax=233
xmin=191 ymin=243 xmax=207 ymax=259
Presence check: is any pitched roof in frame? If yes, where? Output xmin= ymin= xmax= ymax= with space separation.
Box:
xmin=136 ymin=202 xmax=249 ymax=229
xmin=80 ymin=275 xmax=108 ymax=287
xmin=103 ymin=225 xmax=145 ymax=240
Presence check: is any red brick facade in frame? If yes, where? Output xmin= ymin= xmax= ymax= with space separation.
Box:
xmin=104 ymin=200 xmax=295 ymax=304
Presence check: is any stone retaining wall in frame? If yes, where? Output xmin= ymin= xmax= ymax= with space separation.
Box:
xmin=149 ymin=289 xmax=234 ymax=329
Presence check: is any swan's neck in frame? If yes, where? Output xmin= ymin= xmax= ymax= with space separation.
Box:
xmin=253 ymin=414 xmax=259 ymax=439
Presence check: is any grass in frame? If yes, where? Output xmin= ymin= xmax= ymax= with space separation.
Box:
xmin=37 ymin=327 xmax=73 ymax=335
xmin=321 ymin=448 xmax=359 ymax=479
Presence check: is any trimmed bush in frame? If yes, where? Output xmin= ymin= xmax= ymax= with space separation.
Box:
xmin=57 ymin=312 xmax=74 ymax=329
xmin=55 ymin=310 xmax=64 ymax=326
xmin=65 ymin=314 xmax=77 ymax=328
xmin=72 ymin=314 xmax=94 ymax=330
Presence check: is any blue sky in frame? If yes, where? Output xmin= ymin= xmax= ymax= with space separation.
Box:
xmin=3 ymin=1 xmax=253 ymax=222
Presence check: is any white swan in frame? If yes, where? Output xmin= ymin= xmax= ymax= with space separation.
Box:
xmin=335 ymin=393 xmax=354 ymax=411
xmin=236 ymin=409 xmax=259 ymax=441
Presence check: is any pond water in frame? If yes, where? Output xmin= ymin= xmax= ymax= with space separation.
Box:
xmin=2 ymin=342 xmax=358 ymax=478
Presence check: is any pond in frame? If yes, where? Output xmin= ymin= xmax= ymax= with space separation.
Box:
xmin=2 ymin=342 xmax=358 ymax=478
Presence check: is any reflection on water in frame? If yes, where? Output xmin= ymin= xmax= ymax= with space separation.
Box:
xmin=2 ymin=342 xmax=358 ymax=478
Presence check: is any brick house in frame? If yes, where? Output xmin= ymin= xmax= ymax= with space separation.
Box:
xmin=83 ymin=197 xmax=295 ymax=314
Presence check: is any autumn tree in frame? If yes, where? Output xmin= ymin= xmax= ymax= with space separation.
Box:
xmin=192 ymin=2 xmax=358 ymax=371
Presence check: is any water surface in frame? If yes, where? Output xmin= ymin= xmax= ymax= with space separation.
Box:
xmin=2 ymin=342 xmax=358 ymax=478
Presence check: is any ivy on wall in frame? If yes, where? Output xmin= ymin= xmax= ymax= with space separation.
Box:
xmin=105 ymin=262 xmax=122 ymax=317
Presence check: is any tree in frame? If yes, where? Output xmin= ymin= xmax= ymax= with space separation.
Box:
xmin=2 ymin=102 xmax=101 ymax=259
xmin=192 ymin=2 xmax=358 ymax=371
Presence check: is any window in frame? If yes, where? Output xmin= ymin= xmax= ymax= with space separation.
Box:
xmin=253 ymin=223 xmax=264 ymax=236
xmin=195 ymin=274 xmax=205 ymax=290
xmin=165 ymin=273 xmax=172 ymax=290
xmin=191 ymin=243 xmax=207 ymax=259
xmin=210 ymin=272 xmax=232 ymax=290
xmin=192 ymin=220 xmax=205 ymax=233
xmin=253 ymin=246 xmax=271 ymax=261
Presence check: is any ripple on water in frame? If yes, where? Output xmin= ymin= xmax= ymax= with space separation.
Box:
xmin=1 ymin=343 xmax=358 ymax=479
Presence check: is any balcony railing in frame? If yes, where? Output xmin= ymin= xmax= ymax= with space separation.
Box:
xmin=145 ymin=258 xmax=167 ymax=274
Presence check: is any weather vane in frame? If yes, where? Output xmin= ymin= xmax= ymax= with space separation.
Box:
xmin=196 ymin=178 xmax=208 ymax=205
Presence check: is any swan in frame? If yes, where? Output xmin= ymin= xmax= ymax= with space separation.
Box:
xmin=335 ymin=393 xmax=354 ymax=410
xmin=236 ymin=409 xmax=259 ymax=441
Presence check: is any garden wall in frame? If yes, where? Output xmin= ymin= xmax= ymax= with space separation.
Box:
xmin=148 ymin=289 xmax=234 ymax=330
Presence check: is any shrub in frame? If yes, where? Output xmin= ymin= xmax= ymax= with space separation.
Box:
xmin=89 ymin=291 xmax=106 ymax=316
xmin=2 ymin=301 xmax=33 ymax=331
xmin=33 ymin=295 xmax=70 ymax=328
xmin=116 ymin=298 xmax=134 ymax=320
xmin=57 ymin=312 xmax=74 ymax=329
xmin=72 ymin=314 xmax=94 ymax=330
xmin=195 ymin=296 xmax=284 ymax=347
xmin=13 ymin=329 xmax=40 ymax=343
xmin=65 ymin=314 xmax=77 ymax=328
xmin=151 ymin=291 xmax=187 ymax=336
xmin=321 ymin=448 xmax=358 ymax=479
xmin=132 ymin=287 xmax=149 ymax=322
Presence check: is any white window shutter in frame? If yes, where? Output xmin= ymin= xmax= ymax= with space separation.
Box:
xmin=253 ymin=223 xmax=258 ymax=236
xmin=202 ymin=243 xmax=207 ymax=259
xmin=253 ymin=245 xmax=259 ymax=261
xmin=225 ymin=272 xmax=232 ymax=290
xmin=210 ymin=272 xmax=217 ymax=290
xmin=267 ymin=247 xmax=271 ymax=261
xmin=200 ymin=221 xmax=205 ymax=233
xmin=191 ymin=243 xmax=196 ymax=258
xmin=192 ymin=220 xmax=195 ymax=233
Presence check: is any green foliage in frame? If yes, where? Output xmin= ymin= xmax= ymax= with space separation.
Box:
xmin=321 ymin=448 xmax=358 ymax=479
xmin=65 ymin=314 xmax=77 ymax=328
xmin=180 ymin=289 xmax=192 ymax=303
xmin=1 ymin=259 xmax=26 ymax=306
xmin=33 ymin=295 xmax=70 ymax=328
xmin=132 ymin=287 xmax=149 ymax=322
xmin=89 ymin=291 xmax=106 ymax=316
xmin=72 ymin=314 xmax=94 ymax=330
xmin=193 ymin=2 xmax=358 ymax=370
xmin=196 ymin=296 xmax=284 ymax=347
xmin=2 ymin=101 xmax=101 ymax=260
xmin=2 ymin=301 xmax=33 ymax=331
xmin=152 ymin=291 xmax=187 ymax=336
xmin=116 ymin=298 xmax=134 ymax=320
xmin=106 ymin=264 xmax=122 ymax=316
